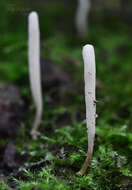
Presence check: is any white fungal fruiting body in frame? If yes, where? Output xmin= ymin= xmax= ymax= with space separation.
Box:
xmin=75 ymin=0 xmax=91 ymax=37
xmin=28 ymin=12 xmax=42 ymax=140
xmin=78 ymin=45 xmax=96 ymax=175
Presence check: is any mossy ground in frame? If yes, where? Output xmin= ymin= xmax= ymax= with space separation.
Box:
xmin=0 ymin=1 xmax=132 ymax=189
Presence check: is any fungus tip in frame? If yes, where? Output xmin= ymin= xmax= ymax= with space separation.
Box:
xmin=29 ymin=11 xmax=38 ymax=20
xmin=83 ymin=44 xmax=94 ymax=54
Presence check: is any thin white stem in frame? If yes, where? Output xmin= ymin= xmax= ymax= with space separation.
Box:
xmin=28 ymin=11 xmax=43 ymax=140
xmin=75 ymin=0 xmax=91 ymax=37
xmin=78 ymin=45 xmax=96 ymax=175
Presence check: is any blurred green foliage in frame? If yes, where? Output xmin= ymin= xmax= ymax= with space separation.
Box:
xmin=1 ymin=1 xmax=132 ymax=189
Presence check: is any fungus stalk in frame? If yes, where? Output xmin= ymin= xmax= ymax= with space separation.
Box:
xmin=28 ymin=12 xmax=43 ymax=140
xmin=78 ymin=45 xmax=96 ymax=176
xmin=75 ymin=0 xmax=91 ymax=37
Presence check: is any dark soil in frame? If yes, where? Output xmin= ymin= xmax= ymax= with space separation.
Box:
xmin=0 ymin=62 xmax=79 ymax=188
xmin=0 ymin=82 xmax=26 ymax=138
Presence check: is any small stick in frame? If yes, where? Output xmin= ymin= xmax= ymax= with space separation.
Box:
xmin=28 ymin=12 xmax=43 ymax=140
xmin=78 ymin=45 xmax=96 ymax=176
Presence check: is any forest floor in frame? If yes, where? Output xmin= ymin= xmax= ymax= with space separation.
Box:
xmin=0 ymin=2 xmax=132 ymax=189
